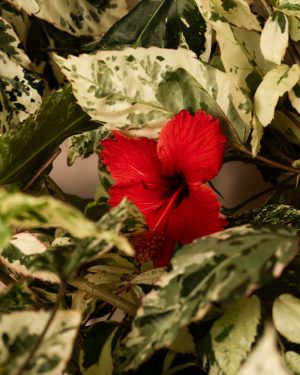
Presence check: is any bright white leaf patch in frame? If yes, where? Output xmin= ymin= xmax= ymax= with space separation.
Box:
xmin=254 ymin=64 xmax=300 ymax=126
xmin=260 ymin=12 xmax=289 ymax=65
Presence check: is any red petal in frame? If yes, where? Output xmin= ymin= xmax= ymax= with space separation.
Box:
xmin=157 ymin=110 xmax=226 ymax=183
xmin=108 ymin=180 xmax=170 ymax=229
xmin=165 ymin=183 xmax=227 ymax=244
xmin=101 ymin=131 xmax=162 ymax=183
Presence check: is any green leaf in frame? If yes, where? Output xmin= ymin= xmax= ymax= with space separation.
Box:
xmin=210 ymin=296 xmax=261 ymax=375
xmin=273 ymin=294 xmax=300 ymax=344
xmin=195 ymin=0 xmax=261 ymax=31
xmin=271 ymin=111 xmax=300 ymax=145
xmin=55 ymin=47 xmax=250 ymax=143
xmin=67 ymin=127 xmax=108 ymax=166
xmin=8 ymin=0 xmax=128 ymax=37
xmin=289 ymin=15 xmax=300 ymax=41
xmin=169 ymin=327 xmax=195 ymax=354
xmin=0 ymin=84 xmax=96 ymax=185
xmin=89 ymin=0 xmax=211 ymax=60
xmin=254 ymin=64 xmax=300 ymax=126
xmin=285 ymin=351 xmax=300 ymax=375
xmin=116 ymin=225 xmax=297 ymax=372
xmin=277 ymin=0 xmax=300 ymax=16
xmin=230 ymin=204 xmax=300 ymax=230
xmin=80 ymin=321 xmax=120 ymax=375
xmin=260 ymin=12 xmax=289 ymax=65
xmin=0 ymin=281 xmax=37 ymax=313
xmin=0 ymin=309 xmax=81 ymax=375
xmin=237 ymin=325 xmax=290 ymax=375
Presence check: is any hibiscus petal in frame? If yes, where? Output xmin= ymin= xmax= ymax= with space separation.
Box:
xmin=157 ymin=110 xmax=226 ymax=183
xmin=165 ymin=183 xmax=227 ymax=244
xmin=101 ymin=131 xmax=162 ymax=183
xmin=108 ymin=180 xmax=170 ymax=229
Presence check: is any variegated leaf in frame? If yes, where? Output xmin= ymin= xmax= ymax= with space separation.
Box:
xmin=67 ymin=127 xmax=108 ymax=166
xmin=251 ymin=115 xmax=264 ymax=157
xmin=195 ymin=0 xmax=261 ymax=31
xmin=230 ymin=204 xmax=300 ymax=229
xmin=0 ymin=16 xmax=30 ymax=67
xmin=254 ymin=64 xmax=300 ymax=126
xmin=277 ymin=0 xmax=300 ymax=16
xmin=273 ymin=294 xmax=300 ymax=344
xmin=0 ymin=281 xmax=37 ymax=313
xmin=260 ymin=12 xmax=289 ymax=65
xmin=7 ymin=0 xmax=128 ymax=37
xmin=289 ymin=15 xmax=300 ymax=41
xmin=237 ymin=325 xmax=290 ymax=375
xmin=55 ymin=47 xmax=250 ymax=143
xmin=0 ymin=50 xmax=43 ymax=131
xmin=116 ymin=225 xmax=297 ymax=372
xmin=210 ymin=296 xmax=261 ymax=375
xmin=0 ymin=0 xmax=30 ymax=42
xmin=288 ymin=82 xmax=300 ymax=114
xmin=0 ymin=310 xmax=81 ymax=375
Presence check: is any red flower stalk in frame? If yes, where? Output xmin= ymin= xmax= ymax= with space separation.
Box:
xmin=101 ymin=110 xmax=227 ymax=266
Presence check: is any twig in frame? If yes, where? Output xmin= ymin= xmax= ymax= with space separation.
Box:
xmin=69 ymin=278 xmax=137 ymax=317
xmin=22 ymin=148 xmax=61 ymax=192
xmin=15 ymin=282 xmax=66 ymax=375
xmin=231 ymin=142 xmax=300 ymax=174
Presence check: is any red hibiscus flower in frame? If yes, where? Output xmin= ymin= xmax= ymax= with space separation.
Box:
xmin=101 ymin=110 xmax=227 ymax=266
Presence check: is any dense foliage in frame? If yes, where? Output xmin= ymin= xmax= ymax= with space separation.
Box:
xmin=0 ymin=0 xmax=300 ymax=374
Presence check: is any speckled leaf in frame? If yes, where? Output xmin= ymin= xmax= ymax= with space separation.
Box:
xmin=67 ymin=127 xmax=108 ymax=166
xmin=273 ymin=294 xmax=300 ymax=344
xmin=0 ymin=16 xmax=30 ymax=67
xmin=0 ymin=0 xmax=30 ymax=42
xmin=91 ymin=0 xmax=211 ymax=62
xmin=260 ymin=12 xmax=289 ymax=65
xmin=98 ymin=198 xmax=146 ymax=235
xmin=254 ymin=64 xmax=300 ymax=126
xmin=0 ymin=281 xmax=37 ymax=313
xmin=195 ymin=0 xmax=261 ymax=31
xmin=230 ymin=204 xmax=300 ymax=230
xmin=289 ymin=16 xmax=300 ymax=41
xmin=210 ymin=296 xmax=261 ymax=375
xmin=116 ymin=225 xmax=297 ymax=372
xmin=277 ymin=0 xmax=300 ymax=16
xmin=285 ymin=351 xmax=300 ymax=374
xmin=8 ymin=0 xmax=128 ymax=37
xmin=288 ymin=82 xmax=300 ymax=114
xmin=0 ymin=50 xmax=43 ymax=131
xmin=80 ymin=321 xmax=120 ymax=375
xmin=0 ymin=309 xmax=81 ymax=375
xmin=0 ymin=84 xmax=96 ymax=186
xmin=55 ymin=47 xmax=250 ymax=143
xmin=237 ymin=325 xmax=289 ymax=375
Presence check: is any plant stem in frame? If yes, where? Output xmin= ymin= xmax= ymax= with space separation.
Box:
xmin=0 ymin=269 xmax=14 ymax=286
xmin=69 ymin=278 xmax=137 ymax=317
xmin=22 ymin=148 xmax=61 ymax=192
xmin=15 ymin=282 xmax=66 ymax=375
xmin=230 ymin=143 xmax=300 ymax=174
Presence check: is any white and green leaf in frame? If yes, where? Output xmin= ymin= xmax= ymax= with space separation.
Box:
xmin=116 ymin=225 xmax=297 ymax=372
xmin=7 ymin=0 xmax=128 ymax=37
xmin=260 ymin=12 xmax=289 ymax=65
xmin=288 ymin=15 xmax=300 ymax=40
xmin=285 ymin=351 xmax=300 ymax=375
xmin=288 ymin=82 xmax=300 ymax=114
xmin=237 ymin=325 xmax=290 ymax=375
xmin=254 ymin=64 xmax=300 ymax=126
xmin=276 ymin=0 xmax=300 ymax=17
xmin=0 ymin=309 xmax=81 ymax=375
xmin=55 ymin=47 xmax=251 ymax=143
xmin=251 ymin=115 xmax=264 ymax=157
xmin=273 ymin=294 xmax=300 ymax=344
xmin=210 ymin=296 xmax=261 ymax=375
xmin=195 ymin=0 xmax=261 ymax=31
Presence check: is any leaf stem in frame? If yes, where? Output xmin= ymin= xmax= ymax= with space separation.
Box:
xmin=0 ymin=269 xmax=14 ymax=286
xmin=22 ymin=148 xmax=61 ymax=192
xmin=15 ymin=282 xmax=66 ymax=375
xmin=230 ymin=142 xmax=300 ymax=174
xmin=69 ymin=278 xmax=137 ymax=317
